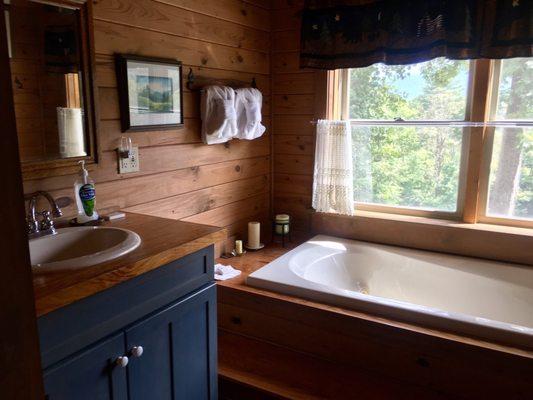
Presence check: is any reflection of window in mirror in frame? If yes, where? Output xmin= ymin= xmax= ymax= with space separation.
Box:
xmin=6 ymin=0 xmax=90 ymax=163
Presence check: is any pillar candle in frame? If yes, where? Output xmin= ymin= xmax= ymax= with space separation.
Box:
xmin=247 ymin=221 xmax=260 ymax=248
xmin=235 ymin=240 xmax=243 ymax=254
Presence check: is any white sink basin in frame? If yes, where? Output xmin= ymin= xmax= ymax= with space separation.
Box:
xmin=30 ymin=226 xmax=141 ymax=273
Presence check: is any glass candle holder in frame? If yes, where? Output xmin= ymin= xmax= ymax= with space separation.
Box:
xmin=274 ymin=214 xmax=290 ymax=234
xmin=273 ymin=214 xmax=291 ymax=247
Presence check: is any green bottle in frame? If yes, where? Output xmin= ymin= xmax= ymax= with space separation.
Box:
xmin=75 ymin=160 xmax=99 ymax=223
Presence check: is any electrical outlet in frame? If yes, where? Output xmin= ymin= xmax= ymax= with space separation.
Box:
xmin=118 ymin=146 xmax=140 ymax=174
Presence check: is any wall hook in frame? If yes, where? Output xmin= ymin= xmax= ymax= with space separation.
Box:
xmin=186 ymin=68 xmax=195 ymax=91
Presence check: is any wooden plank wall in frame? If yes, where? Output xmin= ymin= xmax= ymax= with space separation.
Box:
xmin=271 ymin=0 xmax=315 ymax=233
xmin=23 ymin=0 xmax=273 ymax=252
xmin=10 ymin=1 xmax=68 ymax=161
xmin=10 ymin=1 xmax=45 ymax=161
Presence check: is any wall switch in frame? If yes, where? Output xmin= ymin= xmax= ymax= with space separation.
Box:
xmin=118 ymin=146 xmax=140 ymax=174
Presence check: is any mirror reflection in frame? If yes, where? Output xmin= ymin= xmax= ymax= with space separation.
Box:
xmin=6 ymin=0 xmax=89 ymax=162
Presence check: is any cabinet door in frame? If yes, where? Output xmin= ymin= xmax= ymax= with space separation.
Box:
xmin=125 ymin=284 xmax=217 ymax=400
xmin=43 ymin=333 xmax=128 ymax=400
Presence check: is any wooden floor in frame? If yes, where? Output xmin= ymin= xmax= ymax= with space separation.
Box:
xmin=216 ymin=239 xmax=533 ymax=399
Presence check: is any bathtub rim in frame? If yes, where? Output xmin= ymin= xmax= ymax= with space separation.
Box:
xmin=246 ymin=234 xmax=533 ymax=352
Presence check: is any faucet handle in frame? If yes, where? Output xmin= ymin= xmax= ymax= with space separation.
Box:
xmin=50 ymin=204 xmax=63 ymax=218
xmin=39 ymin=211 xmax=56 ymax=233
xmin=26 ymin=217 xmax=39 ymax=234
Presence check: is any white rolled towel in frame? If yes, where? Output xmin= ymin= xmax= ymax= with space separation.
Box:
xmin=201 ymin=86 xmax=238 ymax=144
xmin=234 ymin=87 xmax=266 ymax=140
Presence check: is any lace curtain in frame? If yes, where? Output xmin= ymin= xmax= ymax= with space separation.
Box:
xmin=312 ymin=120 xmax=355 ymax=215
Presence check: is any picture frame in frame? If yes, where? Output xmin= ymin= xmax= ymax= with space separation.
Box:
xmin=115 ymin=54 xmax=184 ymax=132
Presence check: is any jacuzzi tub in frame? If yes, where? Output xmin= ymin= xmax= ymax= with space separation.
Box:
xmin=247 ymin=235 xmax=533 ymax=349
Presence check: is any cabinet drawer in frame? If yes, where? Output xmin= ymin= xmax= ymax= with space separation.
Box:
xmin=39 ymin=246 xmax=214 ymax=368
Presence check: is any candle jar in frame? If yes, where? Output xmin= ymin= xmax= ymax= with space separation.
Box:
xmin=272 ymin=214 xmax=291 ymax=247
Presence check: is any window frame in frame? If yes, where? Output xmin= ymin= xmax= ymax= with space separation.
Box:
xmin=476 ymin=60 xmax=533 ymax=228
xmin=332 ymin=59 xmax=532 ymax=228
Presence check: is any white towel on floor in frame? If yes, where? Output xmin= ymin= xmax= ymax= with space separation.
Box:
xmin=214 ymin=263 xmax=241 ymax=281
xmin=234 ymin=87 xmax=266 ymax=140
xmin=201 ymin=86 xmax=238 ymax=144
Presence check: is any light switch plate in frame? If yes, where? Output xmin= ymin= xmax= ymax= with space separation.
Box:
xmin=118 ymin=146 xmax=140 ymax=174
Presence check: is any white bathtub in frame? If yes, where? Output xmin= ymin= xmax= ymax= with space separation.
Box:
xmin=247 ymin=235 xmax=533 ymax=349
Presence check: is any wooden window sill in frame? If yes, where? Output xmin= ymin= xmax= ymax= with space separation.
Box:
xmin=354 ymin=210 xmax=532 ymax=235
xmin=311 ymin=211 xmax=533 ymax=266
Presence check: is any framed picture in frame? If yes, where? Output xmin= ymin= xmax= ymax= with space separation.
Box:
xmin=115 ymin=54 xmax=183 ymax=132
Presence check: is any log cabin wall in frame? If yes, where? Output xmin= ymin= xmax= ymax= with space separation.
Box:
xmin=271 ymin=0 xmax=316 ymax=233
xmin=23 ymin=0 xmax=273 ymax=252
xmin=10 ymin=1 xmax=72 ymax=161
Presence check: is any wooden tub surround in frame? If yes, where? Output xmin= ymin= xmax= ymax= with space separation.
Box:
xmin=216 ymin=240 xmax=533 ymax=400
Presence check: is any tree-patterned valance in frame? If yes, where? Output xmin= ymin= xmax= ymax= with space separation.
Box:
xmin=300 ymin=0 xmax=532 ymax=69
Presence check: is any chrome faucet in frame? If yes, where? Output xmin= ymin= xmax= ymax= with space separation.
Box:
xmin=25 ymin=191 xmax=63 ymax=239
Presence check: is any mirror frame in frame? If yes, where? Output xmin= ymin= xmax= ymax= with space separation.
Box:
xmin=18 ymin=0 xmax=99 ymax=180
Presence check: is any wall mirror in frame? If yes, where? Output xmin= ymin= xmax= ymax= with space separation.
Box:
xmin=4 ymin=0 xmax=97 ymax=177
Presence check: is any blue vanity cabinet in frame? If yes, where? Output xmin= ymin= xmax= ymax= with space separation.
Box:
xmin=38 ymin=246 xmax=217 ymax=400
xmin=126 ymin=285 xmax=217 ymax=400
xmin=43 ymin=333 xmax=128 ymax=400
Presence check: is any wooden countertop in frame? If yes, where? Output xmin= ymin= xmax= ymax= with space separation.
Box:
xmin=217 ymin=237 xmax=308 ymax=288
xmin=216 ymin=236 xmax=533 ymax=358
xmin=33 ymin=212 xmax=226 ymax=317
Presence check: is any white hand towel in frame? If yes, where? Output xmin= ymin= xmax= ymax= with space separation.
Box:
xmin=234 ymin=88 xmax=266 ymax=140
xmin=201 ymin=86 xmax=238 ymax=144
xmin=214 ymin=263 xmax=241 ymax=281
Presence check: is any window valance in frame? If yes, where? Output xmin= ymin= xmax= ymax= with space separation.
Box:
xmin=300 ymin=0 xmax=532 ymax=69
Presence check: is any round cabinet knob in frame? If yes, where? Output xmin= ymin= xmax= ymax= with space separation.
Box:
xmin=130 ymin=346 xmax=144 ymax=358
xmin=115 ymin=356 xmax=129 ymax=368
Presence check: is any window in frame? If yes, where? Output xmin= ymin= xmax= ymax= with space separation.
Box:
xmin=480 ymin=58 xmax=533 ymax=224
xmin=333 ymin=57 xmax=532 ymax=227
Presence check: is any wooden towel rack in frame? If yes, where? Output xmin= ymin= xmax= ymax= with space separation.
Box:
xmin=186 ymin=68 xmax=257 ymax=91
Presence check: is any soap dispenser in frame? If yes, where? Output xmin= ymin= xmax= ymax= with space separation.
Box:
xmin=75 ymin=160 xmax=99 ymax=223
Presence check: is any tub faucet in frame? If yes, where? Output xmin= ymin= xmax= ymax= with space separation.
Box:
xmin=25 ymin=191 xmax=63 ymax=239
